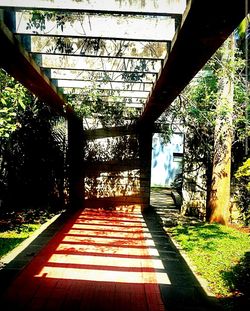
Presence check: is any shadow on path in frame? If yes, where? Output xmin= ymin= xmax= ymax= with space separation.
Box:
xmin=0 ymin=191 xmax=223 ymax=311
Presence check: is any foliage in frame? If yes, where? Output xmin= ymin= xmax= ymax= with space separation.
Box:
xmin=85 ymin=135 xmax=139 ymax=163
xmin=170 ymin=172 xmax=183 ymax=194
xmin=4 ymin=103 xmax=66 ymax=209
xmin=164 ymin=37 xmax=248 ymax=221
xmin=66 ymin=88 xmax=139 ymax=127
xmin=165 ymin=68 xmax=218 ymax=190
xmin=234 ymin=158 xmax=250 ymax=225
xmin=84 ymin=134 xmax=140 ymax=199
xmin=122 ymin=59 xmax=149 ymax=82
xmin=0 ymin=70 xmax=33 ymax=138
xmin=0 ymin=70 xmax=67 ymax=210
xmin=235 ymin=158 xmax=250 ymax=191
xmin=0 ymin=224 xmax=40 ymax=258
xmin=168 ymin=223 xmax=250 ymax=310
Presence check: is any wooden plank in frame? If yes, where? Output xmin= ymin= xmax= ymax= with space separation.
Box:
xmin=57 ymin=80 xmax=152 ymax=92
xmin=51 ymin=77 xmax=154 ymax=85
xmin=63 ymin=89 xmax=149 ymax=99
xmin=63 ymin=89 xmax=149 ymax=97
xmin=15 ymin=11 xmax=175 ymax=42
xmin=30 ymin=37 xmax=168 ymax=60
xmin=139 ymin=0 xmax=249 ymax=125
xmin=49 ymin=69 xmax=156 ymax=84
xmin=85 ymin=126 xmax=136 ymax=139
xmin=31 ymin=51 xmax=165 ymax=62
xmin=42 ymin=66 xmax=158 ymax=75
xmin=0 ymin=0 xmax=186 ymax=16
xmin=0 ymin=19 xmax=68 ymax=115
xmin=82 ymin=99 xmax=145 ymax=107
xmin=37 ymin=54 xmax=161 ymax=73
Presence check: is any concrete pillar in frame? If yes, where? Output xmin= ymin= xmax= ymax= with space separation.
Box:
xmin=138 ymin=128 xmax=153 ymax=210
xmin=67 ymin=112 xmax=85 ymax=210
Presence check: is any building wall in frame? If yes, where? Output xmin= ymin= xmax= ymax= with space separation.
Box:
xmin=151 ymin=133 xmax=184 ymax=187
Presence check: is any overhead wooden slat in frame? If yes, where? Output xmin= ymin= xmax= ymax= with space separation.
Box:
xmin=52 ymin=77 xmax=154 ymax=85
xmin=62 ymin=89 xmax=149 ymax=98
xmin=84 ymin=125 xmax=136 ymax=140
xmin=41 ymin=67 xmax=158 ymax=75
xmin=82 ymin=102 xmax=144 ymax=109
xmin=29 ymin=37 xmax=168 ymax=60
xmin=0 ymin=0 xmax=186 ymax=16
xmin=83 ymin=98 xmax=145 ymax=105
xmin=15 ymin=11 xmax=175 ymax=42
xmin=35 ymin=54 xmax=161 ymax=73
xmin=31 ymin=51 xmax=164 ymax=62
xmin=56 ymin=80 xmax=152 ymax=92
xmin=125 ymin=103 xmax=143 ymax=109
xmin=49 ymin=69 xmax=156 ymax=83
xmin=0 ymin=18 xmax=68 ymax=116
xmin=70 ymin=94 xmax=147 ymax=102
xmin=139 ymin=0 xmax=249 ymax=126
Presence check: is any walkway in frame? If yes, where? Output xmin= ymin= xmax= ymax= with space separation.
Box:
xmin=0 ymin=192 xmax=221 ymax=311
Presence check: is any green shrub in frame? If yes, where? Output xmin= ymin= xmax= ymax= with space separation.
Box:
xmin=234 ymin=158 xmax=250 ymax=225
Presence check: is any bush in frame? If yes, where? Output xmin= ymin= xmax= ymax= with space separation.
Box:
xmin=234 ymin=158 xmax=250 ymax=226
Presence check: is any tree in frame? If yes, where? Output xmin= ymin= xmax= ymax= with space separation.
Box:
xmin=208 ymin=36 xmax=235 ymax=225
xmin=165 ymin=34 xmax=247 ymax=224
xmin=0 ymin=69 xmax=67 ymax=210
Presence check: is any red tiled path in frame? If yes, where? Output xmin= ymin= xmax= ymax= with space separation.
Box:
xmin=2 ymin=205 xmax=170 ymax=311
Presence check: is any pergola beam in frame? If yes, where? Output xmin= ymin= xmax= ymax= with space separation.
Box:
xmin=31 ymin=51 xmax=164 ymax=62
xmin=15 ymin=32 xmax=171 ymax=43
xmin=49 ymin=69 xmax=156 ymax=85
xmin=0 ymin=0 xmax=186 ymax=16
xmin=29 ymin=36 xmax=168 ymax=59
xmin=41 ymin=67 xmax=158 ymax=75
xmin=84 ymin=125 xmax=136 ymax=140
xmin=63 ymin=89 xmax=149 ymax=98
xmin=79 ymin=96 xmax=147 ymax=101
xmin=0 ymin=18 xmax=68 ymax=116
xmin=51 ymin=77 xmax=153 ymax=85
xmin=36 ymin=54 xmax=161 ymax=73
xmin=56 ymin=80 xmax=152 ymax=92
xmin=14 ymin=11 xmax=175 ymax=42
xmin=139 ymin=0 xmax=249 ymax=125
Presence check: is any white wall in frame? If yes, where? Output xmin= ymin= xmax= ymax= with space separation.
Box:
xmin=151 ymin=133 xmax=183 ymax=187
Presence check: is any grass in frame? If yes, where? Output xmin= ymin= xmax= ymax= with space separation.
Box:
xmin=0 ymin=208 xmax=61 ymax=259
xmin=168 ymin=223 xmax=250 ymax=309
xmin=0 ymin=223 xmax=40 ymax=258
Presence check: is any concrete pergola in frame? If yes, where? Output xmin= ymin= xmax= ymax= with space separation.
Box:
xmin=0 ymin=0 xmax=248 ymax=210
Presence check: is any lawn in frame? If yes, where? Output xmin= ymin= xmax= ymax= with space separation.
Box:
xmin=168 ymin=223 xmax=250 ymax=310
xmin=0 ymin=223 xmax=40 ymax=258
xmin=0 ymin=209 xmax=59 ymax=259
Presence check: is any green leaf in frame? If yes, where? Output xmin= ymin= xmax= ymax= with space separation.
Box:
xmin=18 ymin=98 xmax=26 ymax=110
xmin=0 ymin=98 xmax=7 ymax=105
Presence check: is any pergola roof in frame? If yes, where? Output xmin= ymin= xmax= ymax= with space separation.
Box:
xmin=0 ymin=0 xmax=248 ymax=123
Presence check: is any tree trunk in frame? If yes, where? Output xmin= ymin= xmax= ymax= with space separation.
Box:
xmin=208 ymin=36 xmax=235 ymax=225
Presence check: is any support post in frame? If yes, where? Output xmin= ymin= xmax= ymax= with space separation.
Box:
xmin=67 ymin=112 xmax=85 ymax=210
xmin=138 ymin=127 xmax=153 ymax=210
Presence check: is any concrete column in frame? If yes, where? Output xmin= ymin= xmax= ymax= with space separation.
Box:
xmin=67 ymin=112 xmax=85 ymax=210
xmin=138 ymin=128 xmax=153 ymax=210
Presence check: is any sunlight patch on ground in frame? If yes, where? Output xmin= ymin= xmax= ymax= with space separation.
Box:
xmin=34 ymin=206 xmax=170 ymax=284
